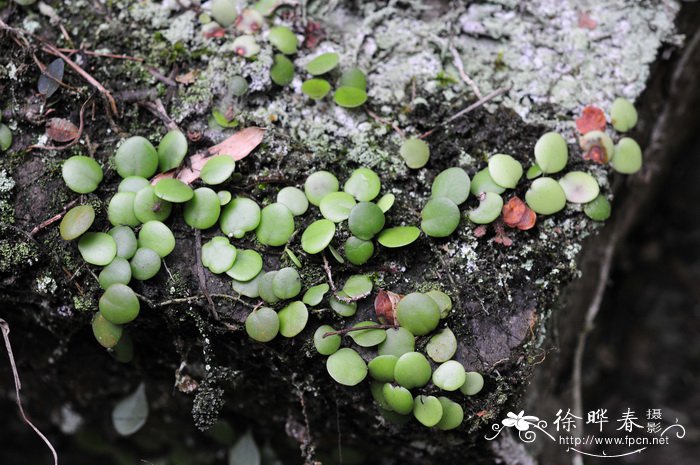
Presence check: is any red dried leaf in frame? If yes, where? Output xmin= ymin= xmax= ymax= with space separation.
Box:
xmin=46 ymin=118 xmax=79 ymax=142
xmin=577 ymin=12 xmax=597 ymax=30
xmin=203 ymin=26 xmax=226 ymax=38
xmin=502 ymin=197 xmax=537 ymax=231
xmin=575 ymin=105 xmax=606 ymax=134
xmin=475 ymin=410 xmax=488 ymax=418
xmin=304 ymin=21 xmax=325 ymax=49
xmin=473 ymin=225 xmax=488 ymax=237
xmin=580 ymin=133 xmax=611 ymax=164
xmin=492 ymin=221 xmax=514 ymax=247
xmin=374 ymin=289 xmax=402 ymax=325
xmin=152 ymin=127 xmax=265 ymax=185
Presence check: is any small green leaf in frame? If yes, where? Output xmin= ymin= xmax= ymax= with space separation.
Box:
xmin=377 ymin=226 xmax=420 ymax=248
xmin=326 ymin=348 xmax=367 ymax=386
xmin=400 ymin=138 xmax=430 ymax=169
xmin=62 ymin=156 xmax=103 ymax=194
xmin=60 ymin=205 xmax=95 ymax=240
xmin=78 ymin=232 xmax=117 ymax=266
xmin=301 ymin=219 xmax=336 ymax=254
xmin=201 ymin=155 xmax=235 ymax=185
xmin=301 ymin=78 xmax=331 ymax=99
xmin=112 ymin=383 xmax=149 ymax=436
xmin=304 ymin=52 xmax=339 ymax=75
xmin=268 ymin=26 xmax=298 ymax=54
xmin=334 ymin=86 xmax=367 ymax=108
xmin=338 ymin=67 xmax=367 ymax=90
xmin=157 ymin=130 xmax=188 ymax=172
xmin=270 ymin=54 xmax=295 ymax=86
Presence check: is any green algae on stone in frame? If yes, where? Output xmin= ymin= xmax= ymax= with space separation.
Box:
xmin=256 ymin=203 xmax=295 ymax=246
xmin=421 ymin=197 xmax=460 ymax=237
xmin=115 ymin=136 xmax=158 ymax=179
xmin=78 ymin=232 xmax=117 ymax=266
xmin=610 ymin=97 xmax=638 ymax=132
xmin=220 ymin=197 xmax=261 ymax=238
xmin=534 ymin=132 xmax=568 ymax=174
xmin=157 ymin=130 xmax=188 ymax=172
xmin=245 ymin=306 xmax=279 ymax=342
xmin=344 ymin=236 xmax=374 ymax=265
xmin=525 ymin=177 xmax=567 ymax=215
xmin=399 ymin=138 xmax=430 ymax=169
xmin=488 ymin=154 xmax=523 ymax=189
xmin=301 ymin=219 xmax=336 ymax=254
xmin=60 ymin=205 xmax=95 ymax=240
xmin=62 ymin=156 xmax=103 ymax=194
xmin=326 ymin=348 xmax=367 ymax=386
xmin=99 ymin=283 xmax=140 ymax=325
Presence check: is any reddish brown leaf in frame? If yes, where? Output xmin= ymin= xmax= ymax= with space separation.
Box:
xmin=502 ymin=197 xmax=537 ymax=231
xmin=580 ymin=133 xmax=611 ymax=164
xmin=175 ymin=70 xmax=198 ymax=85
xmin=46 ymin=118 xmax=79 ymax=142
xmin=152 ymin=127 xmax=265 ymax=185
xmin=374 ymin=289 xmax=402 ymax=325
xmin=492 ymin=221 xmax=514 ymax=247
xmin=304 ymin=20 xmax=325 ymax=49
xmin=577 ymin=12 xmax=597 ymax=30
xmin=473 ymin=225 xmax=488 ymax=237
xmin=475 ymin=410 xmax=488 ymax=418
xmin=575 ymin=105 xmax=606 ymax=134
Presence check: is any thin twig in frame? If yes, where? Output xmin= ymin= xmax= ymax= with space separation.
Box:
xmin=58 ymin=48 xmax=143 ymax=62
xmin=323 ymin=324 xmax=398 ymax=338
xmin=322 ymin=254 xmax=336 ymax=292
xmin=136 ymin=293 xmax=254 ymax=309
xmin=365 ymin=108 xmax=405 ymax=139
xmin=449 ymin=45 xmax=482 ymax=98
xmin=418 ymin=86 xmax=511 ymax=139
xmin=29 ymin=198 xmax=79 ymax=236
xmin=0 ymin=319 xmax=59 ymax=465
xmin=571 ymin=233 xmax=617 ymax=465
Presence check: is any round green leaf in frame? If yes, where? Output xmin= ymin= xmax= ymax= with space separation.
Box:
xmin=98 ymin=257 xmax=132 ymax=290
xmin=314 ymin=325 xmax=341 ymax=355
xmin=344 ymin=168 xmax=381 ymax=201
xmin=470 ymin=168 xmax=506 ymax=195
xmin=527 ymin=164 xmax=543 ymax=179
xmin=62 ymin=156 xmax=103 ymax=194
xmin=301 ymin=219 xmax=336 ymax=254
xmin=334 ymin=87 xmax=367 ymax=108
xmin=138 ymin=221 xmax=175 ymax=258
xmin=426 ymin=328 xmax=457 ymax=363
xmin=432 ymin=360 xmax=466 ymax=391
xmin=396 ymin=292 xmax=440 ymax=336
xmin=201 ymin=155 xmax=235 ymax=185
xmin=378 ymin=327 xmax=415 ymax=357
xmin=413 ymin=395 xmax=443 ymax=427
xmin=611 ymin=137 xmax=642 ymax=174
xmin=218 ymin=190 xmax=232 ymax=206
xmin=129 ymin=248 xmax=161 ymax=281
xmin=256 ymin=202 xmax=295 ymax=246
xmin=118 ymin=176 xmax=150 ymax=193
xmin=368 ymin=355 xmax=398 ymax=382
xmin=460 ymin=372 xmax=485 ymax=396
xmin=231 ymin=271 xmax=264 ymax=298
xmin=108 ymin=192 xmax=139 ymax=227
xmin=342 ymin=274 xmax=373 ymax=299
xmin=382 ymin=384 xmax=413 ymax=414
xmin=154 ymin=178 xmax=194 ymax=203
xmin=432 ymin=167 xmax=470 ymax=205
xmin=226 ymin=249 xmax=263 ymax=282
xmin=344 ymin=236 xmax=374 ymax=265
xmin=270 ymin=54 xmax=294 ymax=86
xmin=92 ymin=313 xmax=123 ymax=349
xmin=370 ymin=381 xmax=392 ymax=410
xmin=78 ymin=232 xmax=117 ymax=266
xmin=468 ymin=192 xmax=503 ymax=224
xmin=245 ymin=307 xmax=279 ymax=342
xmin=400 ymin=138 xmax=430 ymax=169
xmin=303 ymin=283 xmax=329 ymax=306
xmin=338 ymin=67 xmax=367 ymax=90
xmin=488 ymin=154 xmax=523 ymax=189
xmin=99 ymin=283 xmax=140 ymax=324
xmin=610 ymin=97 xmax=638 ymax=132
xmin=305 ymin=52 xmax=339 ymax=75
xmin=112 ymin=382 xmax=148 ymax=436
xmin=220 ymin=197 xmax=261 ymax=238
xmin=304 ymin=171 xmax=339 ymax=206
xmin=421 ymin=197 xmax=460 ymax=237
xmin=271 ymin=266 xmax=301 ymax=299
xmin=425 ymin=290 xmax=452 ymax=318
xmin=277 ymin=186 xmax=309 ymax=216
xmin=184 ymin=187 xmax=221 ymax=229
xmin=115 ymin=136 xmax=158 ymax=178
xmin=394 ymin=352 xmax=431 ymax=389
xmin=278 ymin=301 xmax=308 ymax=337
xmin=584 ymin=195 xmax=611 ymax=221
xmin=109 ymin=226 xmax=137 ymax=259
xmin=376 ymin=193 xmax=395 ymax=213
xmin=377 ymin=226 xmax=420 ymax=248
xmin=157 ymin=130 xmax=187 ymax=172
xmin=326 ymin=348 xmax=367 ymax=386
xmin=348 ymin=321 xmax=387 ymax=347
xmin=268 ymin=26 xmax=297 ymax=54
xmin=319 ymin=191 xmax=356 ymax=222
xmin=134 ymin=186 xmax=172 ymax=223
xmin=232 ymin=35 xmax=260 ymax=58
xmin=201 ymin=237 xmax=237 ymax=274
xmin=211 ymin=0 xmax=238 ymax=26
xmin=0 ymin=123 xmax=12 ymax=151
xmin=60 ymin=205 xmax=95 ymax=240
xmin=258 ymin=271 xmax=280 ymax=304
xmin=525 ymin=177 xmax=566 ymax=215
xmin=435 ymin=397 xmax=464 ymax=430
xmin=558 ymin=171 xmax=599 ymax=204
xmin=230 ymin=75 xmax=248 ymax=96
xmin=301 ymin=79 xmax=331 ymax=99
xmin=534 ymin=132 xmax=568 ymax=174
xmin=348 ymin=202 xmax=385 ymax=240
xmin=329 ymin=294 xmax=357 ymax=317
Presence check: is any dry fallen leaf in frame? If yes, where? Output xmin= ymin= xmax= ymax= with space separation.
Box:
xmin=152 ymin=127 xmax=265 ymax=185
xmin=46 ymin=118 xmax=79 ymax=142
xmin=575 ymin=105 xmax=606 ymax=134
xmin=175 ymin=70 xmax=198 ymax=85
xmin=374 ymin=289 xmax=402 ymax=325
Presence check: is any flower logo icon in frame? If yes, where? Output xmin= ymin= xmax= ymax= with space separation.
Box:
xmin=502 ymin=411 xmax=540 ymax=431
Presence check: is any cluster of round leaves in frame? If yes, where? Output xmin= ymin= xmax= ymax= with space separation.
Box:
xmin=59 ymin=130 xmax=245 ymax=352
